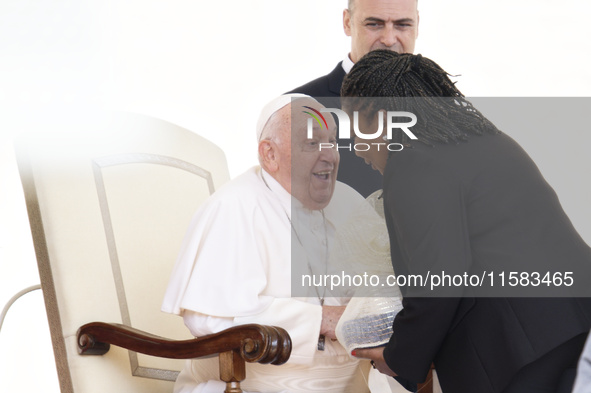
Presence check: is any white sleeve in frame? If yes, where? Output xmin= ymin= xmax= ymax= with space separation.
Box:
xmin=182 ymin=298 xmax=323 ymax=364
xmin=182 ymin=310 xmax=234 ymax=337
xmin=163 ymin=192 xmax=275 ymax=318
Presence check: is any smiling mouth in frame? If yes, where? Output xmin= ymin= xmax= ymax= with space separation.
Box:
xmin=313 ymin=170 xmax=332 ymax=180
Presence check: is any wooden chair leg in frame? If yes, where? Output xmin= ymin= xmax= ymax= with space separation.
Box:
xmin=219 ymin=350 xmax=246 ymax=393
xmin=224 ymin=382 xmax=242 ymax=393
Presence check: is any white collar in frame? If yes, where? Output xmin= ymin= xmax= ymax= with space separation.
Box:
xmin=259 ymin=167 xmax=331 ymax=226
xmin=260 ymin=167 xmax=292 ymax=220
xmin=342 ymin=54 xmax=355 ymax=74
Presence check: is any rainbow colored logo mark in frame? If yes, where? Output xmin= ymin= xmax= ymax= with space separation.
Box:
xmin=302 ymin=106 xmax=328 ymax=130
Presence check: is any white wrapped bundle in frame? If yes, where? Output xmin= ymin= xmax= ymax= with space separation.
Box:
xmin=333 ymin=191 xmax=403 ymax=353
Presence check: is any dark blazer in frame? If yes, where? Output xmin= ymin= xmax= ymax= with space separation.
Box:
xmin=287 ymin=62 xmax=383 ymax=198
xmin=288 ymin=62 xmax=345 ymax=100
xmin=381 ymin=131 xmax=591 ymax=393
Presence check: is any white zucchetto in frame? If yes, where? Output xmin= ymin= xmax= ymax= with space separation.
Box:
xmin=256 ymin=93 xmax=310 ymax=141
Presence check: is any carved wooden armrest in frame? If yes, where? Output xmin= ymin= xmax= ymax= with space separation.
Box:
xmin=77 ymin=322 xmax=291 ymax=393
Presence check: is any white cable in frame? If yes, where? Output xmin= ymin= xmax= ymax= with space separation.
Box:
xmin=0 ymin=284 xmax=42 ymax=333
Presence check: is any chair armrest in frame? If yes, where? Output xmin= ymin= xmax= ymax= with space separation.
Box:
xmin=77 ymin=322 xmax=291 ymax=365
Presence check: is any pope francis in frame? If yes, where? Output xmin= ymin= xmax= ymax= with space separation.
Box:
xmin=162 ymin=94 xmax=372 ymax=393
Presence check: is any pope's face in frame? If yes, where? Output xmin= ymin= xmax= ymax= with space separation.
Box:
xmin=290 ymin=101 xmax=339 ymax=210
xmin=344 ymin=0 xmax=419 ymax=63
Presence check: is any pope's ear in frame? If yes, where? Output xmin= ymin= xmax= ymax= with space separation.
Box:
xmin=258 ymin=140 xmax=279 ymax=173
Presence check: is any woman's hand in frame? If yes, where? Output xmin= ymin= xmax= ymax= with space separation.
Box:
xmin=352 ymin=347 xmax=398 ymax=377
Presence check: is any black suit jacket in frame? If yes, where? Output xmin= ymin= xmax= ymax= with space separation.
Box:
xmin=381 ymin=131 xmax=591 ymax=393
xmin=287 ymin=62 xmax=383 ymax=198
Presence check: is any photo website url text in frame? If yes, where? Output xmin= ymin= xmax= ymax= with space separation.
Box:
xmin=301 ymin=271 xmax=574 ymax=291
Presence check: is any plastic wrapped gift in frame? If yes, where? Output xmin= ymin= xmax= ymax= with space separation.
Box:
xmin=332 ymin=190 xmax=403 ymax=353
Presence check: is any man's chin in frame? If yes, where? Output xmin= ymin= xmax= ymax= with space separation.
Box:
xmin=293 ymin=184 xmax=336 ymax=210
xmin=309 ymin=190 xmax=335 ymax=211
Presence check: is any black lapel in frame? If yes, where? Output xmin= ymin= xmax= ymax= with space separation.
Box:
xmin=327 ymin=61 xmax=346 ymax=96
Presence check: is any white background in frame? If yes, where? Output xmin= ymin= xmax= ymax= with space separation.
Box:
xmin=1 ymin=0 xmax=590 ymax=391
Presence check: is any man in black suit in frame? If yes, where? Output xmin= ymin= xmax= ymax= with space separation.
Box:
xmin=287 ymin=0 xmax=419 ymax=197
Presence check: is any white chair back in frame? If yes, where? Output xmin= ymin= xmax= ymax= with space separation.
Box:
xmin=17 ymin=111 xmax=230 ymax=393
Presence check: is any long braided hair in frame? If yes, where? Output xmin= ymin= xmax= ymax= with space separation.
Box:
xmin=341 ymin=50 xmax=499 ymax=146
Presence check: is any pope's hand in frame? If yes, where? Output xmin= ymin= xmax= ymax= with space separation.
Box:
xmin=320 ymin=305 xmax=345 ymax=340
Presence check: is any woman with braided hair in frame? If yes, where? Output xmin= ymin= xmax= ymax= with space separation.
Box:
xmin=344 ymin=50 xmax=591 ymax=393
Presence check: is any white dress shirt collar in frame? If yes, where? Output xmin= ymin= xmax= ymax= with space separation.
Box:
xmin=342 ymin=54 xmax=355 ymax=74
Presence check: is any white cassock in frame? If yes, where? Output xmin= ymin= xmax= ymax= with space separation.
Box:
xmin=162 ymin=166 xmax=371 ymax=393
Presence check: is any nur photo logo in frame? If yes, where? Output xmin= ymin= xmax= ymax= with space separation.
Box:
xmin=304 ymin=108 xmax=418 ymax=152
